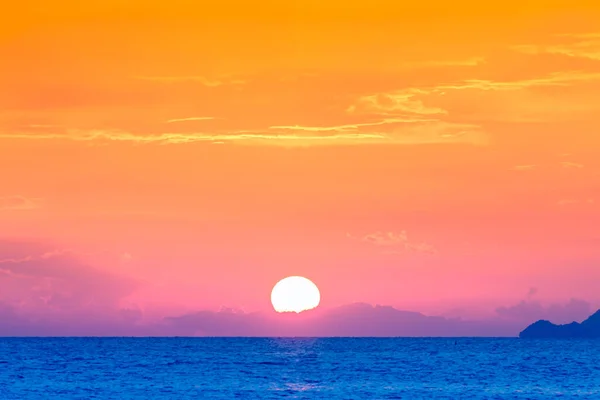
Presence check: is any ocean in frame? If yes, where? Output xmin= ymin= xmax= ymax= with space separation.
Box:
xmin=1 ymin=338 xmax=599 ymax=399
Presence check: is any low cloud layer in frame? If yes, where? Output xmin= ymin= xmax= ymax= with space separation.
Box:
xmin=0 ymin=301 xmax=523 ymax=337
xmin=496 ymin=298 xmax=592 ymax=325
xmin=0 ymin=240 xmax=138 ymax=331
xmin=0 ymin=240 xmax=596 ymax=336
xmin=163 ymin=303 xmax=521 ymax=337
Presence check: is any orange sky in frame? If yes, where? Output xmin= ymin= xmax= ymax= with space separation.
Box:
xmin=1 ymin=0 xmax=600 ymax=332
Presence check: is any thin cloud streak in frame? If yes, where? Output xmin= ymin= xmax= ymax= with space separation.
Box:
xmin=561 ymin=161 xmax=584 ymax=169
xmin=0 ymin=130 xmax=386 ymax=145
xmin=347 ymin=70 xmax=600 ymax=127
xmin=557 ymin=198 xmax=594 ymax=206
xmin=357 ymin=231 xmax=438 ymax=255
xmin=268 ymin=117 xmax=436 ymax=132
xmin=165 ymin=117 xmax=217 ymax=124
xmin=512 ymin=165 xmax=537 ymax=171
xmin=349 ymin=89 xmax=448 ymax=116
xmin=0 ymin=196 xmax=42 ymax=211
xmin=402 ymin=56 xmax=486 ymax=68
xmin=135 ymin=76 xmax=246 ymax=86
xmin=0 ymin=249 xmax=69 ymax=266
xmin=435 ymin=71 xmax=600 ymax=91
xmin=352 ymin=71 xmax=600 ymax=116
xmin=0 ymin=123 xmax=489 ymax=147
xmin=513 ymin=33 xmax=600 ymax=61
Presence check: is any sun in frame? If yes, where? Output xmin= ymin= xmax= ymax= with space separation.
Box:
xmin=271 ymin=276 xmax=321 ymax=313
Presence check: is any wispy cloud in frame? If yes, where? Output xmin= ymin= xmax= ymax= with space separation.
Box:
xmin=358 ymin=231 xmax=438 ymax=255
xmin=0 ymin=249 xmax=71 ymax=279
xmin=348 ymin=89 xmax=447 ymax=116
xmin=0 ymin=195 xmax=42 ymax=211
xmin=267 ymin=119 xmax=487 ymax=146
xmin=0 ymin=249 xmax=68 ymax=266
xmin=268 ymin=117 xmax=433 ymax=132
xmin=136 ymin=76 xmax=245 ymax=86
xmin=0 ymin=240 xmax=136 ymax=317
xmin=402 ymin=57 xmax=486 ymax=68
xmin=511 ymin=165 xmax=537 ymax=171
xmin=557 ymin=198 xmax=594 ymax=206
xmin=0 ymin=120 xmax=489 ymax=147
xmin=435 ymin=71 xmax=600 ymax=91
xmin=509 ymin=160 xmax=588 ymax=173
xmin=0 ymin=130 xmax=387 ymax=146
xmin=165 ymin=117 xmax=217 ymax=124
xmin=343 ymin=87 xmax=490 ymax=145
xmin=8 ymin=68 xmax=593 ymax=148
xmin=27 ymin=124 xmax=62 ymax=129
xmin=561 ymin=161 xmax=584 ymax=169
xmin=512 ymin=33 xmax=600 ymax=61
xmin=496 ymin=298 xmax=593 ymax=325
xmin=120 ymin=253 xmax=133 ymax=263
xmin=347 ymin=69 xmax=600 ymax=128
xmin=557 ymin=33 xmax=600 ymax=39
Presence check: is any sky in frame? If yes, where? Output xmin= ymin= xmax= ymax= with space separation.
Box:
xmin=1 ymin=0 xmax=600 ymax=336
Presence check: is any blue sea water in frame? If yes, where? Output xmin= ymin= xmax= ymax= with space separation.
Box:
xmin=1 ymin=338 xmax=599 ymax=399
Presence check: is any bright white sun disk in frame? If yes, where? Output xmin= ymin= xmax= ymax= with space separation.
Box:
xmin=271 ymin=276 xmax=320 ymax=313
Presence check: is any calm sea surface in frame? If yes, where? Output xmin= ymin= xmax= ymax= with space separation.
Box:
xmin=1 ymin=338 xmax=599 ymax=399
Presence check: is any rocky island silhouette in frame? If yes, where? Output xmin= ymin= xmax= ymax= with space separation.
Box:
xmin=520 ymin=309 xmax=600 ymax=338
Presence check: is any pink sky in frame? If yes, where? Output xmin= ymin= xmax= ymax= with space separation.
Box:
xmin=1 ymin=0 xmax=599 ymax=335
